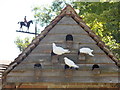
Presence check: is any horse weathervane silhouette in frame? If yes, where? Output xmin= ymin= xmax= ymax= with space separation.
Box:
xmin=16 ymin=16 xmax=38 ymax=36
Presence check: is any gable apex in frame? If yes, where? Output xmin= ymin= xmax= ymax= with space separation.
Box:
xmin=61 ymin=4 xmax=79 ymax=16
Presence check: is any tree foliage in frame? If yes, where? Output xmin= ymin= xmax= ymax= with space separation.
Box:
xmin=32 ymin=1 xmax=120 ymax=60
xmin=73 ymin=2 xmax=120 ymax=58
xmin=14 ymin=1 xmax=119 ymax=59
xmin=73 ymin=2 xmax=120 ymax=59
xmin=14 ymin=37 xmax=32 ymax=52
xmin=32 ymin=0 xmax=70 ymax=27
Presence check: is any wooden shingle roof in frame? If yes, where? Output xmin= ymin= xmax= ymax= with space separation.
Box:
xmin=3 ymin=4 xmax=119 ymax=78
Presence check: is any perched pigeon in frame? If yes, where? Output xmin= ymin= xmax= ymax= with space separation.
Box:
xmin=79 ymin=47 xmax=94 ymax=56
xmin=64 ymin=57 xmax=79 ymax=69
xmin=52 ymin=43 xmax=70 ymax=55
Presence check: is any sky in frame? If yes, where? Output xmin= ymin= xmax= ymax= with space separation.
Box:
xmin=0 ymin=0 xmax=54 ymax=64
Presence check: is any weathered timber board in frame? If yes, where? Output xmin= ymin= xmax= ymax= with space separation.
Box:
xmin=57 ymin=16 xmax=78 ymax=25
xmin=48 ymin=24 xmax=88 ymax=34
xmin=4 ymin=82 xmax=119 ymax=88
xmin=8 ymin=70 xmax=119 ymax=77
xmin=12 ymin=63 xmax=119 ymax=73
xmin=31 ymin=43 xmax=105 ymax=54
xmin=22 ymin=53 xmax=115 ymax=64
xmin=40 ymin=34 xmax=96 ymax=44
xmin=6 ymin=76 xmax=119 ymax=83
xmin=23 ymin=53 xmax=51 ymax=63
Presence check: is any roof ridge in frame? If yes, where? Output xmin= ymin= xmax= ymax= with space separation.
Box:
xmin=3 ymin=4 xmax=119 ymax=78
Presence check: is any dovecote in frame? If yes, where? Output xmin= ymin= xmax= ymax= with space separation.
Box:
xmin=2 ymin=5 xmax=119 ymax=89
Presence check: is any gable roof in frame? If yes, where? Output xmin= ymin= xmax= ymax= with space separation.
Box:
xmin=3 ymin=5 xmax=119 ymax=77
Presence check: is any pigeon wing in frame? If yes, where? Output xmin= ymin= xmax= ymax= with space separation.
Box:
xmin=80 ymin=48 xmax=93 ymax=53
xmin=53 ymin=47 xmax=64 ymax=55
xmin=53 ymin=44 xmax=70 ymax=55
xmin=80 ymin=48 xmax=94 ymax=56
xmin=80 ymin=48 xmax=88 ymax=52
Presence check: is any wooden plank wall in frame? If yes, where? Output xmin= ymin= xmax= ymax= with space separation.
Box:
xmin=6 ymin=16 xmax=119 ymax=84
xmin=3 ymin=82 xmax=119 ymax=88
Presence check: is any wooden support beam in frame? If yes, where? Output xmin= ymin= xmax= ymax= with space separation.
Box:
xmin=6 ymin=76 xmax=119 ymax=83
xmin=0 ymin=69 xmax=6 ymax=70
xmin=0 ymin=66 xmax=7 ymax=69
xmin=0 ymin=64 xmax=9 ymax=67
xmin=0 ymin=71 xmax=3 ymax=73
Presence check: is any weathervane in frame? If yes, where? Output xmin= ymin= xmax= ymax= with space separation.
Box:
xmin=16 ymin=16 xmax=38 ymax=36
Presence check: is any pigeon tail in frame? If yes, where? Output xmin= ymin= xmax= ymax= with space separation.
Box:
xmin=69 ymin=64 xmax=79 ymax=68
xmin=70 ymin=66 xmax=79 ymax=70
xmin=89 ymin=53 xmax=94 ymax=56
xmin=91 ymin=50 xmax=93 ymax=52
xmin=64 ymin=49 xmax=70 ymax=53
xmin=75 ymin=68 xmax=79 ymax=70
xmin=74 ymin=65 xmax=79 ymax=68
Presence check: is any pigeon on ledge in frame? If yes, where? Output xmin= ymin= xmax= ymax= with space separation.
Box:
xmin=64 ymin=57 xmax=79 ymax=70
xmin=52 ymin=43 xmax=70 ymax=55
xmin=79 ymin=47 xmax=94 ymax=56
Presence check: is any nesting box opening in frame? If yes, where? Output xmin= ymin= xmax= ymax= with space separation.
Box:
xmin=92 ymin=64 xmax=100 ymax=70
xmin=92 ymin=64 xmax=101 ymax=74
xmin=34 ymin=63 xmax=42 ymax=79
xmin=66 ymin=34 xmax=73 ymax=41
xmin=34 ymin=63 xmax=42 ymax=68
xmin=66 ymin=34 xmax=73 ymax=49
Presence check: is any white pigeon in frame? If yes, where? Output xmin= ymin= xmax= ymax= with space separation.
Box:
xmin=79 ymin=47 xmax=94 ymax=56
xmin=64 ymin=57 xmax=79 ymax=68
xmin=52 ymin=43 xmax=70 ymax=55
